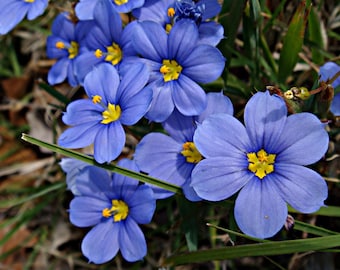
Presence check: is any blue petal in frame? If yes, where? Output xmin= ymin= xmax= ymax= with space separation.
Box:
xmin=0 ymin=1 xmax=27 ymax=34
xmin=59 ymin=158 xmax=89 ymax=195
xmin=331 ymin=93 xmax=340 ymax=115
xmin=112 ymin=0 xmax=145 ymax=13
xmin=191 ymin=157 xmax=251 ymax=201
xmin=69 ymin=196 xmax=109 ymax=227
xmin=196 ymin=91 xmax=233 ymax=123
xmin=58 ymin=122 xmax=101 ymax=149
xmin=93 ymin=121 xmax=125 ymax=163
xmin=271 ymin=164 xmax=327 ymax=213
xmin=244 ymin=91 xmax=287 ymax=152
xmin=198 ymin=0 xmax=221 ymax=20
xmin=145 ymin=80 xmax=175 ymax=122
xmin=193 ymin=114 xmax=250 ymax=158
xmin=112 ymin=159 xmax=140 ymax=199
xmin=47 ymin=57 xmax=69 ymax=85
xmin=132 ymin=21 xmax=167 ymax=61
xmin=26 ymin=0 xmax=48 ymax=20
xmin=319 ymin=61 xmax=340 ymax=88
xmin=93 ymin=0 xmax=122 ymax=43
xmin=234 ymin=178 xmax=287 ymax=239
xmin=76 ymin=166 xmax=112 ymax=197
xmin=75 ymin=0 xmax=99 ymax=20
xmin=119 ymin=218 xmax=147 ymax=262
xmin=51 ymin=13 xmax=75 ymax=42
xmin=84 ymin=63 xmax=120 ymax=104
xmin=132 ymin=0 xmax=172 ymax=25
xmin=74 ymin=51 xmax=104 ymax=84
xmin=181 ymin=45 xmax=225 ymax=83
xmin=198 ymin=21 xmax=224 ymax=46
xmin=134 ymin=132 xmax=189 ymax=198
xmin=62 ymin=99 xmax=102 ymax=125
xmin=275 ymin=113 xmax=329 ymax=165
xmin=172 ymin=75 xmax=207 ymax=116
xmin=182 ymin=178 xmax=202 ymax=202
xmin=168 ymin=20 xmax=198 ymax=60
xmin=81 ymin=221 xmax=120 ymax=264
xmin=162 ymin=109 xmax=196 ymax=142
xmin=46 ymin=36 xmax=69 ymax=59
xmin=128 ymin=185 xmax=156 ymax=224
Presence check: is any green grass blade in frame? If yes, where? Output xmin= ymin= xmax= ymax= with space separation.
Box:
xmin=278 ymin=0 xmax=311 ymax=84
xmin=38 ymin=81 xmax=71 ymax=105
xmin=21 ymin=134 xmax=182 ymax=194
xmin=163 ymin=234 xmax=340 ymax=266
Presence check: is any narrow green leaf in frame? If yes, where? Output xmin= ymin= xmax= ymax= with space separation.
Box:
xmin=308 ymin=7 xmax=324 ymax=64
xmin=38 ymin=80 xmax=71 ymax=105
xmin=278 ymin=0 xmax=311 ymax=84
xmin=21 ymin=134 xmax=182 ymax=195
xmin=289 ymin=205 xmax=340 ymax=217
xmin=294 ymin=221 xmax=338 ymax=236
xmin=163 ymin=234 xmax=340 ymax=266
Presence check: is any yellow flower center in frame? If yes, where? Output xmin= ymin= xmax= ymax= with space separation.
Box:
xmin=92 ymin=95 xmax=121 ymax=124
xmin=68 ymin=41 xmax=79 ymax=59
xmin=55 ymin=41 xmax=79 ymax=59
xmin=102 ymin=199 xmax=129 ymax=222
xmin=181 ymin=142 xmax=203 ymax=163
xmin=102 ymin=103 xmax=121 ymax=124
xmin=247 ymin=149 xmax=276 ymax=179
xmin=94 ymin=43 xmax=122 ymax=66
xmin=165 ymin=24 xmax=173 ymax=33
xmin=160 ymin=59 xmax=182 ymax=82
xmin=24 ymin=0 xmax=35 ymax=2
xmin=113 ymin=0 xmax=128 ymax=5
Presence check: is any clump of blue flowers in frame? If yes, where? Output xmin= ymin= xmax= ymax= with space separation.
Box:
xmin=5 ymin=0 xmax=340 ymax=266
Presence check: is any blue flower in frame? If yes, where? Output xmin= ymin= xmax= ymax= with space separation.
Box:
xmin=319 ymin=61 xmax=340 ymax=115
xmin=74 ymin=0 xmax=138 ymax=84
xmin=58 ymin=63 xmax=152 ymax=163
xmin=134 ymin=92 xmax=233 ymax=200
xmin=46 ymin=13 xmax=88 ymax=86
xmin=191 ymin=91 xmax=329 ymax=239
xmin=0 ymin=0 xmax=48 ymax=35
xmin=132 ymin=19 xmax=225 ymax=122
xmin=68 ymin=159 xmax=156 ymax=263
xmin=75 ymin=0 xmax=145 ymax=20
xmin=133 ymin=0 xmax=223 ymax=46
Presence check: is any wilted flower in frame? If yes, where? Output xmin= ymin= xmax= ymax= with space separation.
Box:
xmin=68 ymin=159 xmax=156 ymax=263
xmin=191 ymin=91 xmax=329 ymax=239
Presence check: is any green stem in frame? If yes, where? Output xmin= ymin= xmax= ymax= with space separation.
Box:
xmin=21 ymin=134 xmax=182 ymax=195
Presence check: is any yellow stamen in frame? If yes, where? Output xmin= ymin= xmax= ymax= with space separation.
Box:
xmin=247 ymin=149 xmax=276 ymax=179
xmin=114 ymin=0 xmax=128 ymax=5
xmin=94 ymin=49 xmax=103 ymax=58
xmin=68 ymin=41 xmax=79 ymax=59
xmin=101 ymin=103 xmax=121 ymax=124
xmin=105 ymin=43 xmax=122 ymax=65
xmin=102 ymin=199 xmax=129 ymax=222
xmin=167 ymin=7 xmax=175 ymax=17
xmin=25 ymin=0 xmax=35 ymax=2
xmin=92 ymin=95 xmax=102 ymax=104
xmin=181 ymin=142 xmax=203 ymax=163
xmin=165 ymin=23 xmax=173 ymax=34
xmin=56 ymin=41 xmax=65 ymax=49
xmin=160 ymin=59 xmax=182 ymax=82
